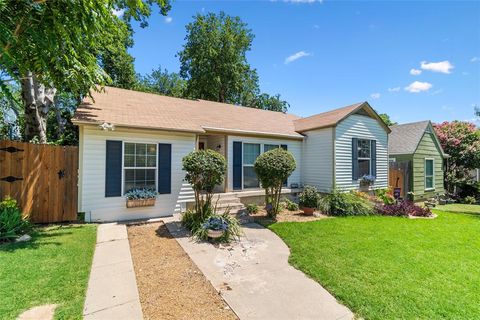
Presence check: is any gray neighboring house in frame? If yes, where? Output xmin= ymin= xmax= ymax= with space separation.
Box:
xmin=388 ymin=120 xmax=448 ymax=201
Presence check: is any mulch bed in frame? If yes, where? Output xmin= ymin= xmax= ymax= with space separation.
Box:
xmin=127 ymin=222 xmax=238 ymax=320
xmin=249 ymin=208 xmax=328 ymax=224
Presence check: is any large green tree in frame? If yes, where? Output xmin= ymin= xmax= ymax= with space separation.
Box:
xmin=138 ymin=66 xmax=187 ymax=98
xmin=178 ymin=12 xmax=289 ymax=112
xmin=0 ymin=0 xmax=171 ymax=143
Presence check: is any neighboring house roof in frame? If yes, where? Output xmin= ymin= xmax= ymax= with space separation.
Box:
xmin=73 ymin=86 xmax=303 ymax=139
xmin=293 ymin=101 xmax=391 ymax=133
xmin=389 ymin=120 xmax=448 ymax=157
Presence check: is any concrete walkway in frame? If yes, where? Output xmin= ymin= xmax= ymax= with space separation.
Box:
xmin=83 ymin=223 xmax=143 ymax=320
xmin=164 ymin=217 xmax=353 ymax=320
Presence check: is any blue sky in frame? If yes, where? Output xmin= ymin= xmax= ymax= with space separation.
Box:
xmin=129 ymin=0 xmax=480 ymax=125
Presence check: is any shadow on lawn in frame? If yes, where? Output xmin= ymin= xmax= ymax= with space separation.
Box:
xmin=0 ymin=225 xmax=78 ymax=253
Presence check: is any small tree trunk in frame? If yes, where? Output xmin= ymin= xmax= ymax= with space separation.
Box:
xmin=21 ymin=72 xmax=56 ymax=143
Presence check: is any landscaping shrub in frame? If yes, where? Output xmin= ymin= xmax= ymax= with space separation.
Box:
xmin=246 ymin=203 xmax=259 ymax=214
xmin=254 ymin=148 xmax=296 ymax=217
xmin=182 ymin=150 xmax=227 ymax=220
xmin=464 ymin=196 xmax=477 ymax=204
xmin=375 ymin=201 xmax=432 ymax=217
xmin=299 ymin=185 xmax=320 ymax=209
xmin=193 ymin=212 xmax=241 ymax=243
xmin=318 ymin=189 xmax=373 ymax=216
xmin=0 ymin=196 xmax=32 ymax=242
xmin=374 ymin=188 xmax=395 ymax=205
xmin=284 ymin=198 xmax=299 ymax=211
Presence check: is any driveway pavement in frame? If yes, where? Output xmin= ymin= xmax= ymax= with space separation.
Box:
xmin=164 ymin=217 xmax=353 ymax=320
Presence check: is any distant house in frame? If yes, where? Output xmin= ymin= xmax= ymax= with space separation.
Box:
xmin=73 ymin=87 xmax=389 ymax=222
xmin=388 ymin=121 xmax=448 ymax=201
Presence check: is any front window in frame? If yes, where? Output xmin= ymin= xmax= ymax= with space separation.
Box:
xmin=357 ymin=139 xmax=371 ymax=177
xmin=264 ymin=144 xmax=279 ymax=152
xmin=243 ymin=143 xmax=260 ymax=188
xmin=425 ymin=159 xmax=434 ymax=190
xmin=124 ymin=143 xmax=157 ymax=193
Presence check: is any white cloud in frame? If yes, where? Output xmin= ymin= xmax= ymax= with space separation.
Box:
xmin=405 ymin=81 xmax=433 ymax=93
xmin=112 ymin=8 xmax=125 ymax=17
xmin=471 ymin=57 xmax=479 ymax=63
xmin=388 ymin=87 xmax=401 ymax=92
xmin=284 ymin=51 xmax=311 ymax=64
xmin=410 ymin=68 xmax=422 ymax=76
xmin=420 ymin=60 xmax=454 ymax=74
xmin=164 ymin=16 xmax=173 ymax=23
xmin=370 ymin=93 xmax=381 ymax=99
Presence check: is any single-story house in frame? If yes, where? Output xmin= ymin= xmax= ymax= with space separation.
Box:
xmin=388 ymin=120 xmax=448 ymax=201
xmin=73 ymin=87 xmax=390 ymax=222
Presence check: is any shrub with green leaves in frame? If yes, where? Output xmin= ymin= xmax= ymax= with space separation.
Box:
xmin=299 ymin=185 xmax=320 ymax=209
xmin=254 ymin=148 xmax=296 ymax=217
xmin=0 ymin=196 xmax=32 ymax=242
xmin=246 ymin=203 xmax=259 ymax=214
xmin=182 ymin=150 xmax=227 ymax=220
xmin=319 ymin=189 xmax=374 ymax=216
xmin=375 ymin=188 xmax=395 ymax=205
xmin=464 ymin=196 xmax=477 ymax=204
xmin=284 ymin=198 xmax=299 ymax=211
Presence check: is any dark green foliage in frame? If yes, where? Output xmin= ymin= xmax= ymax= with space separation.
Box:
xmin=254 ymin=148 xmax=296 ymax=217
xmin=378 ymin=113 xmax=397 ymax=126
xmin=182 ymin=150 xmax=226 ymax=219
xmin=299 ymin=185 xmax=320 ymax=209
xmin=319 ymin=189 xmax=373 ymax=216
xmin=0 ymin=196 xmax=32 ymax=242
xmin=246 ymin=203 xmax=259 ymax=214
xmin=463 ymin=196 xmax=477 ymax=204
xmin=137 ymin=66 xmax=187 ymax=98
xmin=284 ymin=198 xmax=299 ymax=211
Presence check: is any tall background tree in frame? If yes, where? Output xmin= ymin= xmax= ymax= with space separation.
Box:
xmin=0 ymin=0 xmax=171 ymax=143
xmin=138 ymin=66 xmax=187 ymax=98
xmin=433 ymin=121 xmax=480 ymax=193
xmin=379 ymin=113 xmax=397 ymax=126
xmin=178 ymin=11 xmax=289 ymax=112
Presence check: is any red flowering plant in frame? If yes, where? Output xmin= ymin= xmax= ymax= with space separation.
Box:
xmin=433 ymin=121 xmax=480 ymax=193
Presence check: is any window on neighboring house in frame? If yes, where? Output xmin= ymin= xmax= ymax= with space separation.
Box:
xmin=124 ymin=142 xmax=157 ymax=193
xmin=357 ymin=139 xmax=371 ymax=177
xmin=243 ymin=143 xmax=260 ymax=188
xmin=425 ymin=159 xmax=434 ymax=190
xmin=264 ymin=144 xmax=280 ymax=152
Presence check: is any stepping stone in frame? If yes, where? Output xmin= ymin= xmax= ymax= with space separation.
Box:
xmin=17 ymin=304 xmax=57 ymax=320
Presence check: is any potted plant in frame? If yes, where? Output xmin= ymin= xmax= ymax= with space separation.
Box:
xmin=202 ymin=216 xmax=229 ymax=239
xmin=125 ymin=188 xmax=158 ymax=208
xmin=359 ymin=174 xmax=375 ymax=191
xmin=299 ymin=185 xmax=320 ymax=215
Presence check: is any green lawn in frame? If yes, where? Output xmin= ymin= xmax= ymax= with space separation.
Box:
xmin=270 ymin=209 xmax=480 ymax=319
xmin=436 ymin=203 xmax=480 ymax=214
xmin=0 ymin=224 xmax=97 ymax=319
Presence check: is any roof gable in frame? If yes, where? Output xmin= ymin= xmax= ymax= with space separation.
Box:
xmin=293 ymin=101 xmax=391 ymax=133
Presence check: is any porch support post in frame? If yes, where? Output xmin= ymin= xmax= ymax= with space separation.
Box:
xmin=224 ymin=135 xmax=229 ymax=192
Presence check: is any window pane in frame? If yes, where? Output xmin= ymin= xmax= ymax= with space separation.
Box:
xmin=124 ymin=155 xmax=135 ymax=167
xmin=124 ymin=143 xmax=135 ymax=155
xmin=124 ymin=182 xmax=135 ymax=193
xmin=358 ymin=139 xmax=371 ymax=159
xmin=358 ymin=159 xmax=370 ymax=177
xmin=243 ymin=143 xmax=260 ymax=165
xmin=146 ymin=169 xmax=155 ymax=181
xmin=124 ymin=169 xmax=135 ymax=182
xmin=264 ymin=144 xmax=279 ymax=152
xmin=147 ymin=144 xmax=157 ymax=156
xmin=136 ymin=155 xmax=146 ymax=167
xmin=425 ymin=160 xmax=434 ymax=176
xmin=147 ymin=155 xmax=156 ymax=167
xmin=426 ymin=177 xmax=434 ymax=189
xmin=136 ymin=143 xmax=146 ymax=156
xmin=243 ymin=166 xmax=259 ymax=188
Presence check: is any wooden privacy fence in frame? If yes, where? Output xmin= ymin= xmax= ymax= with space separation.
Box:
xmin=0 ymin=140 xmax=78 ymax=223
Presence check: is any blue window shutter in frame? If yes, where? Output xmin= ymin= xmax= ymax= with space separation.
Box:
xmin=158 ymin=143 xmax=171 ymax=194
xmin=280 ymin=144 xmax=288 ymax=186
xmin=371 ymin=140 xmax=377 ymax=178
xmin=352 ymin=138 xmax=359 ymax=180
xmin=105 ymin=140 xmax=122 ymax=197
xmin=233 ymin=141 xmax=242 ymax=190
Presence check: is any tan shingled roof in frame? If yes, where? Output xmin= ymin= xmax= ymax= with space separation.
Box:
xmin=293 ymin=102 xmax=365 ymax=132
xmin=73 ymin=86 xmax=303 ymax=138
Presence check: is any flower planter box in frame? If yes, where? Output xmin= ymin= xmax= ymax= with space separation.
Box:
xmin=126 ymin=198 xmax=156 ymax=208
xmin=207 ymin=229 xmax=224 ymax=239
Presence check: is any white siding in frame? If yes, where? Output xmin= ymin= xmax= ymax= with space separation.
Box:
xmin=301 ymin=127 xmax=334 ymax=192
xmin=335 ymin=114 xmax=389 ymax=191
xmin=79 ymin=125 xmax=196 ymax=222
xmin=226 ymin=135 xmax=303 ymax=191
